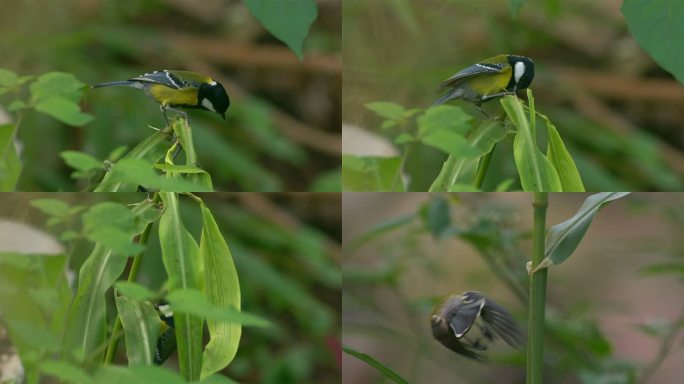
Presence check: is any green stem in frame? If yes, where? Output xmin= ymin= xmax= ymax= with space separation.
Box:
xmin=390 ymin=143 xmax=411 ymax=191
xmin=474 ymin=144 xmax=496 ymax=189
xmin=103 ymin=218 xmax=155 ymax=364
xmin=527 ymin=192 xmax=548 ymax=384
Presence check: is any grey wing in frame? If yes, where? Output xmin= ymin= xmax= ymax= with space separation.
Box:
xmin=481 ymin=298 xmax=523 ymax=347
xmin=448 ymin=297 xmax=485 ymax=337
xmin=437 ymin=63 xmax=506 ymax=92
xmin=129 ymin=70 xmax=193 ymax=90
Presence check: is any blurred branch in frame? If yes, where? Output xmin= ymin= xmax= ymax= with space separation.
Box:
xmin=171 ymin=33 xmax=341 ymax=76
xmin=558 ymin=78 xmax=684 ymax=176
xmin=555 ymin=66 xmax=684 ymax=104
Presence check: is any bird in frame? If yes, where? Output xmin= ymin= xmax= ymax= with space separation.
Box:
xmin=430 ymin=291 xmax=522 ymax=360
xmin=154 ymin=301 xmax=176 ymax=365
xmin=433 ymin=54 xmax=534 ymax=114
xmin=92 ymin=70 xmax=230 ymax=124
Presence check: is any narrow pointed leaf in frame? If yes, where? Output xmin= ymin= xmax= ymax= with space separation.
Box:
xmin=536 ymin=192 xmax=630 ymax=271
xmin=429 ymin=119 xmax=508 ymax=191
xmin=199 ymin=203 xmax=241 ymax=379
xmin=62 ymin=201 xmax=158 ymax=362
xmin=114 ymin=294 xmax=162 ymax=365
xmin=501 ymin=94 xmax=561 ymax=192
xmin=545 ymin=117 xmax=584 ymax=192
xmin=158 ymin=192 xmax=202 ymax=381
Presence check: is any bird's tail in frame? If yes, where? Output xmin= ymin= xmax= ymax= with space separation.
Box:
xmin=432 ymin=89 xmax=461 ymax=106
xmin=91 ymin=81 xmax=132 ymax=89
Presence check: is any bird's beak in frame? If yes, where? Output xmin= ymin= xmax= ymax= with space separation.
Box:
xmin=221 ymin=112 xmax=226 ymax=120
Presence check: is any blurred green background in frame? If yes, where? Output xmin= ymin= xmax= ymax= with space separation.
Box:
xmin=0 ymin=0 xmax=341 ymax=192
xmin=343 ymin=193 xmax=684 ymax=384
xmin=0 ymin=192 xmax=341 ymax=383
xmin=342 ymin=0 xmax=684 ymax=191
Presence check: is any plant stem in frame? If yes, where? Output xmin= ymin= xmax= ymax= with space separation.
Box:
xmin=474 ymin=144 xmax=496 ymax=189
xmin=103 ymin=218 xmax=155 ymax=364
xmin=390 ymin=143 xmax=412 ymax=191
xmin=527 ymin=192 xmax=548 ymax=384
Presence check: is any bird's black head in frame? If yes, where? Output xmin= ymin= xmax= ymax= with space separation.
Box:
xmin=506 ymin=55 xmax=534 ymax=92
xmin=198 ymin=81 xmax=230 ymax=119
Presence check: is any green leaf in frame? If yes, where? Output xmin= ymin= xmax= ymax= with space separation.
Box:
xmin=448 ymin=184 xmax=481 ymax=192
xmin=365 ymin=101 xmax=405 ymax=121
xmin=622 ymin=0 xmax=684 ymax=86
xmin=159 ymin=192 xmax=203 ymax=381
xmin=82 ymin=202 xmax=144 ymax=256
xmin=417 ymin=104 xmax=472 ymax=137
xmin=421 ymin=129 xmax=478 ymax=158
xmin=34 ymin=97 xmax=94 ymax=126
xmin=94 ymin=130 xmax=172 ymax=192
xmin=40 ymin=361 xmax=91 ymax=383
xmin=0 ymin=124 xmax=21 ymax=191
xmin=30 ymin=198 xmax=71 ymax=218
xmin=534 ymin=192 xmax=630 ymax=272
xmin=394 ymin=133 xmax=415 ymax=144
xmin=342 ymin=155 xmax=404 ymax=191
xmin=243 ymin=0 xmax=318 ymax=60
xmin=343 ymin=346 xmax=409 ymax=384
xmin=166 ymin=289 xmax=268 ymax=327
xmin=0 ymin=68 xmax=18 ymax=87
xmin=429 ymin=119 xmax=508 ymax=191
xmin=93 ymin=365 xmax=186 ymax=384
xmin=103 ymin=158 xmax=212 ymax=192
xmin=7 ymin=100 xmax=27 ymax=111
xmin=61 ymin=151 xmax=103 ymax=172
xmin=507 ymin=0 xmax=526 ymax=19
xmin=114 ymin=295 xmax=163 ymax=365
xmin=29 ymin=72 xmax=85 ymax=103
xmin=501 ymin=93 xmax=561 ymax=192
xmin=5 ymin=319 xmax=61 ymax=353
xmin=199 ymin=203 xmax=242 ymax=378
xmin=114 ymin=281 xmax=157 ymax=301
xmin=545 ymin=117 xmax=584 ymax=192
xmin=62 ymin=201 xmax=155 ymax=361
xmin=421 ymin=196 xmax=451 ymax=239
xmin=155 ymin=164 xmax=208 ymax=174
xmin=62 ymin=244 xmax=125 ymax=361
xmin=495 ymin=178 xmax=515 ymax=192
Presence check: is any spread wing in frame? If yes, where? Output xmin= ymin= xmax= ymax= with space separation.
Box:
xmin=481 ymin=298 xmax=523 ymax=347
xmin=437 ymin=62 xmax=507 ymax=92
xmin=448 ymin=296 xmax=485 ymax=338
xmin=129 ymin=70 xmax=199 ymax=90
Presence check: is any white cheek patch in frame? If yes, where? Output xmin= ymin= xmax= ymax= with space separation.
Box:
xmin=201 ymin=98 xmax=216 ymax=112
xmin=208 ymin=80 xmax=217 ymax=86
xmin=514 ymin=61 xmax=525 ymax=83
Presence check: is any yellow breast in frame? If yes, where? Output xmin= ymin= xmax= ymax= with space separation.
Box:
xmin=149 ymin=84 xmax=198 ymax=107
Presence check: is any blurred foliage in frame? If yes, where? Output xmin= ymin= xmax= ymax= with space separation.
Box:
xmin=343 ymin=193 xmax=684 ymax=384
xmin=0 ymin=192 xmax=341 ymax=383
xmin=0 ymin=0 xmax=341 ymax=192
xmin=342 ymin=0 xmax=684 ymax=191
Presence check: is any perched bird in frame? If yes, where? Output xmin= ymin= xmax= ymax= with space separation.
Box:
xmin=92 ymin=70 xmax=230 ymax=123
xmin=154 ymin=301 xmax=176 ymax=365
xmin=433 ymin=54 xmax=534 ymax=114
xmin=430 ymin=291 xmax=522 ymax=360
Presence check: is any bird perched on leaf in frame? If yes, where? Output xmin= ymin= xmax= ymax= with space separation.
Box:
xmin=433 ymin=54 xmax=534 ymax=114
xmin=430 ymin=291 xmax=522 ymax=360
xmin=92 ymin=70 xmax=230 ymax=124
